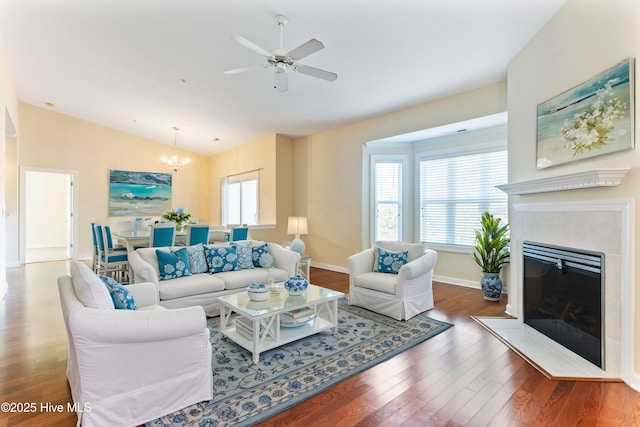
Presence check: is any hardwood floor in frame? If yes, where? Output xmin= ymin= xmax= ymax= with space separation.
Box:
xmin=2 ymin=262 xmax=640 ymax=426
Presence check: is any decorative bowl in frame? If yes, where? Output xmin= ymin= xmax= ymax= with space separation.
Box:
xmin=284 ymin=275 xmax=308 ymax=295
xmin=247 ymin=283 xmax=269 ymax=301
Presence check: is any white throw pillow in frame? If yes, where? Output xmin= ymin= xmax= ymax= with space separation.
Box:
xmin=70 ymin=260 xmax=114 ymax=309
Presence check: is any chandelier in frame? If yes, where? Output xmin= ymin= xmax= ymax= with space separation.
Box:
xmin=161 ymin=126 xmax=190 ymax=172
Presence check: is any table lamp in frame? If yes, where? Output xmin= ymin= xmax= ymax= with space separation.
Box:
xmin=287 ymin=216 xmax=308 ymax=254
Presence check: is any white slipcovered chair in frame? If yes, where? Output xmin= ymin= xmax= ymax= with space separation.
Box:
xmin=58 ymin=260 xmax=212 ymax=427
xmin=347 ymin=241 xmax=438 ymax=321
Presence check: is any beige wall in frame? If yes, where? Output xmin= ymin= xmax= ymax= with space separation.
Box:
xmin=207 ymin=133 xmax=295 ymax=245
xmin=295 ymin=81 xmax=508 ymax=277
xmin=5 ymin=134 xmax=18 ymax=267
xmin=1 ymin=37 xmax=19 ymax=292
xmin=507 ymin=0 xmax=639 ymax=381
xmin=18 ymin=103 xmax=211 ymax=259
xmin=208 ymin=133 xmax=276 ymax=225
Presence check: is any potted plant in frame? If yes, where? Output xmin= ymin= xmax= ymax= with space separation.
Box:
xmin=473 ymin=212 xmax=510 ymax=301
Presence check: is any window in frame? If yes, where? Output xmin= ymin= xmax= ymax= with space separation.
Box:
xmin=222 ymin=171 xmax=259 ymax=225
xmin=372 ymin=158 xmax=402 ymax=241
xmin=419 ymin=149 xmax=508 ymax=247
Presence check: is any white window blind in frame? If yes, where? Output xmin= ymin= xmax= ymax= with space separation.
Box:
xmin=222 ymin=170 xmax=259 ymax=225
xmin=419 ymin=149 xmax=508 ymax=247
xmin=373 ymin=159 xmax=402 ymax=241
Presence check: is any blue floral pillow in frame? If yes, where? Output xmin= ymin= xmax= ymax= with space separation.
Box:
xmin=374 ymin=246 xmax=408 ymax=274
xmin=99 ymin=276 xmax=137 ymax=310
xmin=156 ymin=247 xmax=191 ymax=280
xmin=205 ymin=245 xmax=238 ymax=273
xmin=252 ymin=243 xmax=269 ymax=267
xmin=258 ymin=253 xmax=274 ymax=269
xmin=186 ymin=244 xmax=208 ymax=274
xmin=232 ymin=242 xmax=254 ymax=270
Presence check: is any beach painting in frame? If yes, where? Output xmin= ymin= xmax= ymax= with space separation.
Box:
xmin=537 ymin=58 xmax=634 ymax=169
xmin=109 ymin=170 xmax=172 ymax=216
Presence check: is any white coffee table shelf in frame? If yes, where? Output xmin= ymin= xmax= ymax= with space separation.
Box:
xmin=218 ymin=284 xmax=344 ymax=364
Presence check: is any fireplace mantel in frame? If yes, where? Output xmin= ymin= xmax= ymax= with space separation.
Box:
xmin=497 ymin=168 xmax=630 ymax=195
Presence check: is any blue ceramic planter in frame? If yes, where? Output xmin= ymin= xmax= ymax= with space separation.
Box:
xmin=481 ymin=273 xmax=502 ymax=301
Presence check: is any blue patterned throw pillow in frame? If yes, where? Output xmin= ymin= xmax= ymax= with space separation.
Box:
xmin=186 ymin=244 xmax=208 ymax=274
xmin=258 ymin=253 xmax=274 ymax=269
xmin=374 ymin=246 xmax=408 ymax=274
xmin=232 ymin=242 xmax=254 ymax=270
xmin=156 ymin=247 xmax=192 ymax=280
xmin=205 ymin=245 xmax=238 ymax=273
xmin=252 ymin=243 xmax=269 ymax=267
xmin=99 ymin=276 xmax=137 ymax=310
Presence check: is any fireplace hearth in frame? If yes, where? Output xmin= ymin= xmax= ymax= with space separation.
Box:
xmin=523 ymin=241 xmax=604 ymax=368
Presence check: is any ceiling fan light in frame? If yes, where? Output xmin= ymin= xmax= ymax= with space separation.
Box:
xmin=226 ymin=15 xmax=336 ymax=92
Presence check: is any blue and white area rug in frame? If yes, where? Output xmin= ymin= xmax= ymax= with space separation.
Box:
xmin=147 ymin=300 xmax=453 ymax=427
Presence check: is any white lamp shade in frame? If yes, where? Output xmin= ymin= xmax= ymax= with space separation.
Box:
xmin=287 ymin=216 xmax=308 ymax=235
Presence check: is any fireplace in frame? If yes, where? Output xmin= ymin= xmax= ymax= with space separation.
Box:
xmin=523 ymin=241 xmax=604 ymax=368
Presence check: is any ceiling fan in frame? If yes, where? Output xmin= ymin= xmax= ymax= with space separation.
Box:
xmin=224 ymin=15 xmax=337 ymax=92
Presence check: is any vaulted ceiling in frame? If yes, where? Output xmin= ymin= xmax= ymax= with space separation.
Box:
xmin=0 ymin=0 xmax=566 ymax=155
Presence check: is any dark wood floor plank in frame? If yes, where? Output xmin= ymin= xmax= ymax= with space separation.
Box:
xmin=3 ymin=263 xmax=640 ymax=427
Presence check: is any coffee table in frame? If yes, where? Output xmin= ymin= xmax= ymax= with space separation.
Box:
xmin=218 ymin=284 xmax=345 ymax=363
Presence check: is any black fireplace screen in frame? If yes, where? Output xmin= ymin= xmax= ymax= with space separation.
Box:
xmin=523 ymin=241 xmax=604 ymax=369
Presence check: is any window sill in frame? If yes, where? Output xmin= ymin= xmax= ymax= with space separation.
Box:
xmin=249 ymin=224 xmax=276 ymax=230
xmin=422 ymin=243 xmax=474 ymax=254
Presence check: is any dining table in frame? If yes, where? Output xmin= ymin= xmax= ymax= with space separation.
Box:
xmin=112 ymin=229 xmax=230 ymax=252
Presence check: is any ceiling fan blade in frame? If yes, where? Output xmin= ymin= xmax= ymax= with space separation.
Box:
xmin=287 ymin=39 xmax=324 ymax=60
xmin=224 ymin=65 xmax=267 ymax=75
xmin=231 ymin=35 xmax=273 ymax=58
xmin=275 ymin=69 xmax=288 ymax=92
xmin=294 ymin=64 xmax=337 ymax=82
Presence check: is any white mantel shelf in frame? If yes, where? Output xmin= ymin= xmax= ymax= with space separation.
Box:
xmin=497 ymin=168 xmax=630 ymax=195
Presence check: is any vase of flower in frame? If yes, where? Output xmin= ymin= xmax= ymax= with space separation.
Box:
xmin=161 ymin=208 xmax=191 ymax=233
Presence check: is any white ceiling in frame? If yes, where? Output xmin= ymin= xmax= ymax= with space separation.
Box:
xmin=0 ymin=0 xmax=566 ymax=155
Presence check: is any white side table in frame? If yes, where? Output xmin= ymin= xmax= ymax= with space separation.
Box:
xmin=297 ymin=255 xmax=311 ymax=281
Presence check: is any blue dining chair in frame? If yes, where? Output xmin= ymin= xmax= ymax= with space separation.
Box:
xmin=187 ymin=224 xmax=210 ymax=246
xmin=150 ymin=222 xmax=176 ymax=247
xmin=94 ymin=224 xmax=129 ymax=283
xmin=230 ymin=226 xmax=249 ymax=242
xmin=90 ymin=222 xmax=100 ymax=273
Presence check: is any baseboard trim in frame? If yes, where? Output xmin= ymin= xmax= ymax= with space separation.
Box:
xmin=26 ymin=243 xmax=67 ymax=249
xmin=310 ymin=262 xmax=348 ymax=274
xmin=434 ymin=275 xmax=480 ymax=289
xmin=308 ymin=268 xmax=486 ymax=287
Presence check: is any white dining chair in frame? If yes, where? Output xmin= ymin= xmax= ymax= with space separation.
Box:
xmin=94 ymin=224 xmax=129 ymax=283
xmin=230 ymin=226 xmax=249 ymax=241
xmin=186 ymin=224 xmax=210 ymax=245
xmin=149 ymin=222 xmax=176 ymax=247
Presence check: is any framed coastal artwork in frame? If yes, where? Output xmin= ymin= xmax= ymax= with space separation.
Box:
xmin=108 ymin=169 xmax=172 ymax=216
xmin=536 ymin=57 xmax=634 ymax=169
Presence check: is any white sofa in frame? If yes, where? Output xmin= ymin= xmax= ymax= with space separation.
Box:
xmin=347 ymin=241 xmax=438 ymax=321
xmin=128 ymin=241 xmax=300 ymax=316
xmin=58 ymin=260 xmax=212 ymax=427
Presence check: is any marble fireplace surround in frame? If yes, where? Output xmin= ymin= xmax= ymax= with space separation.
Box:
xmin=503 ymin=199 xmax=634 ymax=381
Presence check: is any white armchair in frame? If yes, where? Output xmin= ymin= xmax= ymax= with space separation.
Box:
xmin=347 ymin=241 xmax=438 ymax=321
xmin=58 ymin=261 xmax=212 ymax=427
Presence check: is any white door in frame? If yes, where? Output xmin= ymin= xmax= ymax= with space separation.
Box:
xmin=21 ymin=168 xmax=77 ymax=263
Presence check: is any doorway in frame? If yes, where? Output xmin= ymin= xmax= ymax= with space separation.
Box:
xmin=21 ymin=168 xmax=77 ymax=263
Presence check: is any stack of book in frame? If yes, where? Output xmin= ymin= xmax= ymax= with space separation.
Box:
xmin=280 ymin=307 xmax=316 ymax=327
xmin=235 ymin=316 xmax=255 ymax=340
